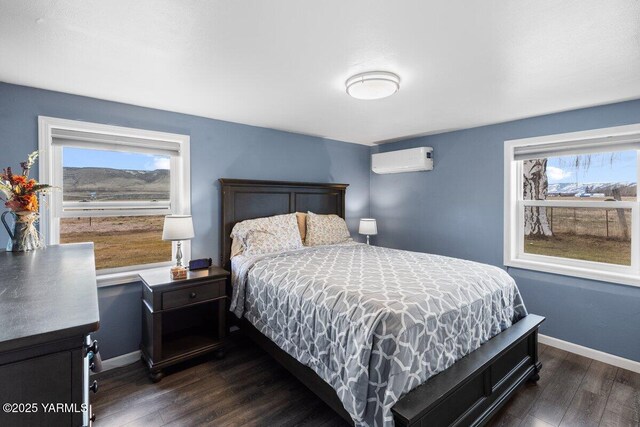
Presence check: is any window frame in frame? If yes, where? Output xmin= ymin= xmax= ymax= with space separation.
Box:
xmin=504 ymin=123 xmax=640 ymax=288
xmin=38 ymin=116 xmax=191 ymax=282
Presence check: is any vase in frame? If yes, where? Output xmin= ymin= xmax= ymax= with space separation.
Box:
xmin=1 ymin=211 xmax=43 ymax=252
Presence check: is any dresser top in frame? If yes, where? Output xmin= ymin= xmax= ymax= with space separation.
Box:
xmin=0 ymin=243 xmax=100 ymax=353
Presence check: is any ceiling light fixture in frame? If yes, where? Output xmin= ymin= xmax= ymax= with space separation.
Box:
xmin=345 ymin=71 xmax=400 ymax=100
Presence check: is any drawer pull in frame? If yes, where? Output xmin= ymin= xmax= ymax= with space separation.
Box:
xmin=190 ymin=292 xmax=197 ymax=299
xmin=89 ymin=380 xmax=98 ymax=393
xmin=89 ymin=362 xmax=96 ymax=371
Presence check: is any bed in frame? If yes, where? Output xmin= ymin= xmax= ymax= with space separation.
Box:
xmin=220 ymin=178 xmax=544 ymax=427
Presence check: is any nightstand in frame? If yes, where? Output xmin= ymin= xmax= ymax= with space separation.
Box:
xmin=140 ymin=266 xmax=230 ymax=382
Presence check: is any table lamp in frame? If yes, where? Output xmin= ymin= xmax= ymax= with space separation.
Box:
xmin=162 ymin=215 xmax=195 ymax=279
xmin=359 ymin=218 xmax=377 ymax=245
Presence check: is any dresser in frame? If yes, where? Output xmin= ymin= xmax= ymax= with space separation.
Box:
xmin=0 ymin=243 xmax=100 ymax=426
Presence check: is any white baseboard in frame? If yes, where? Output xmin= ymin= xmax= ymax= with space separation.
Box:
xmin=538 ymin=334 xmax=640 ymax=374
xmin=98 ymin=350 xmax=141 ymax=372
xmin=96 ymin=336 xmax=640 ymax=375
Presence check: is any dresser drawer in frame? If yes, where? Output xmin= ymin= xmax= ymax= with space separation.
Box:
xmin=162 ymin=281 xmax=223 ymax=310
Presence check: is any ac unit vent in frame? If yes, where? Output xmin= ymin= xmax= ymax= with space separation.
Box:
xmin=372 ymin=147 xmax=433 ymax=174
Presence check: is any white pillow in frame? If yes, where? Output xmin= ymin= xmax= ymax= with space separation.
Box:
xmin=305 ymin=212 xmax=351 ymax=246
xmin=231 ymin=213 xmax=303 ymax=256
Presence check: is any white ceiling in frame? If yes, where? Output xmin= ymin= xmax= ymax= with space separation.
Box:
xmin=1 ymin=1 xmax=639 ymax=145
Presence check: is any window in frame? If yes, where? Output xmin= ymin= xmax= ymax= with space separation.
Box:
xmin=504 ymin=124 xmax=640 ymax=287
xmin=39 ymin=117 xmax=190 ymax=278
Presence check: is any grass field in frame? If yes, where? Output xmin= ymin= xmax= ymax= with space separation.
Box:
xmin=524 ymin=233 xmax=630 ymax=265
xmin=524 ymin=196 xmax=632 ymax=265
xmin=60 ymin=216 xmax=171 ymax=270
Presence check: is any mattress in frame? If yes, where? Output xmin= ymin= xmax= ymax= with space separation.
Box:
xmin=230 ymin=243 xmax=527 ymax=426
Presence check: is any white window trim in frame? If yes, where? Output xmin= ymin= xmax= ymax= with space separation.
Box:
xmin=38 ymin=116 xmax=191 ymax=284
xmin=504 ymin=123 xmax=640 ymax=288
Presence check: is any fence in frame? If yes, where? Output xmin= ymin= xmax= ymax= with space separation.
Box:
xmin=545 ymin=207 xmax=631 ymax=240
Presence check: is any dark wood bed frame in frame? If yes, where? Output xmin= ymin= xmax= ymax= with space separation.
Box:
xmin=220 ymin=178 xmax=544 ymax=427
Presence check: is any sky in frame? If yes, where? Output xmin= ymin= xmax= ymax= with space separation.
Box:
xmin=546 ymin=151 xmax=636 ymax=184
xmin=63 ymin=147 xmax=170 ymax=170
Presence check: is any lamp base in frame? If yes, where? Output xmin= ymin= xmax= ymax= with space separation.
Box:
xmin=175 ymin=241 xmax=184 ymax=267
xmin=170 ymin=266 xmax=187 ymax=280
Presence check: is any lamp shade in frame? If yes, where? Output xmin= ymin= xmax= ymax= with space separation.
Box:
xmin=162 ymin=215 xmax=195 ymax=241
xmin=359 ymin=218 xmax=378 ymax=236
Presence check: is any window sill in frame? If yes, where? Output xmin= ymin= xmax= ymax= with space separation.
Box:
xmin=96 ymin=265 xmax=171 ymax=288
xmin=505 ymin=258 xmax=640 ymax=289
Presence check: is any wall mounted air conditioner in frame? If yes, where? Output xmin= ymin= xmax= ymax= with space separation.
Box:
xmin=371 ymin=147 xmax=433 ymax=174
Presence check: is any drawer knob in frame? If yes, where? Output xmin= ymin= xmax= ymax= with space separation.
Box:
xmin=89 ymin=380 xmax=98 ymax=393
xmin=89 ymin=362 xmax=96 ymax=372
xmin=90 ymin=413 xmax=96 ymax=422
xmin=189 ymin=292 xmax=197 ymax=299
xmin=87 ymin=339 xmax=99 ymax=354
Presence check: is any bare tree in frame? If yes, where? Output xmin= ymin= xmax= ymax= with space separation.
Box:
xmin=612 ymin=188 xmax=630 ymax=240
xmin=523 ymin=159 xmax=552 ymax=237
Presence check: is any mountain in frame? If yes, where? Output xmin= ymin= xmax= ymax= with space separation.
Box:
xmin=63 ymin=167 xmax=170 ymax=201
xmin=547 ymin=182 xmax=636 ymax=197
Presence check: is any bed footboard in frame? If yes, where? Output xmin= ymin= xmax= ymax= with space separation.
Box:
xmin=392 ymin=314 xmax=545 ymax=427
xmin=240 ymin=314 xmax=544 ymax=427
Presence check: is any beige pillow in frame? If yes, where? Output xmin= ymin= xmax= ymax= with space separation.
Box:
xmin=231 ymin=213 xmax=303 ymax=256
xmin=230 ymin=237 xmax=244 ymax=259
xmin=305 ymin=212 xmax=351 ymax=246
xmin=296 ymin=212 xmax=307 ymax=243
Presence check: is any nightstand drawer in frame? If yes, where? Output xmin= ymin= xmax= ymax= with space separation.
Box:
xmin=162 ymin=282 xmax=222 ymax=310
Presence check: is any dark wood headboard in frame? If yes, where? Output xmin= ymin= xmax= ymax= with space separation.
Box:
xmin=219 ymin=179 xmax=348 ymax=269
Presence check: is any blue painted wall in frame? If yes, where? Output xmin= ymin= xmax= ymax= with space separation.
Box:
xmin=2 ymin=80 xmax=638 ymax=362
xmin=0 ymin=82 xmax=371 ymax=359
xmin=370 ymin=99 xmax=640 ymax=362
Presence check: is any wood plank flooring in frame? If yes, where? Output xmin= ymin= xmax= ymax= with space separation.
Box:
xmin=93 ymin=334 xmax=640 ymax=427
xmin=488 ymin=344 xmax=639 ymax=427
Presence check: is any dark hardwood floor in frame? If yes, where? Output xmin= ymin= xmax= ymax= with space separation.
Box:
xmin=488 ymin=344 xmax=639 ymax=427
xmin=93 ymin=334 xmax=640 ymax=427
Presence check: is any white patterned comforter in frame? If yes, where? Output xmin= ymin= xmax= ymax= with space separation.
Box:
xmin=230 ymin=243 xmax=527 ymax=426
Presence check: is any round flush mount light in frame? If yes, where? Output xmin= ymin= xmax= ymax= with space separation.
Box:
xmin=345 ymin=71 xmax=400 ymax=100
